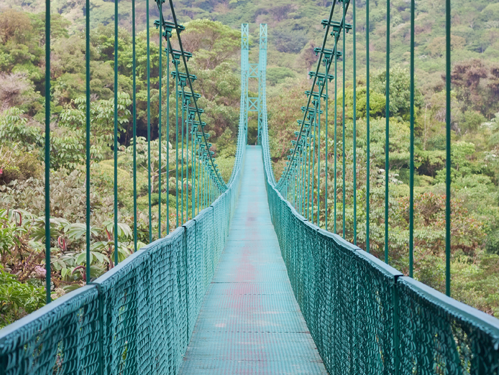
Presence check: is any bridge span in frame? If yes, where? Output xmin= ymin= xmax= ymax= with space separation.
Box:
xmin=179 ymin=146 xmax=327 ymax=374
xmin=1 ymin=0 xmax=499 ymax=373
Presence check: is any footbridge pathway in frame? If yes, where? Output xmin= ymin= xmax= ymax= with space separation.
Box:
xmin=179 ymin=146 xmax=327 ymax=374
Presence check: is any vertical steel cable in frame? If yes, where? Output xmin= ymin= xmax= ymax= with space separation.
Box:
xmin=353 ymin=0 xmax=357 ymax=244
xmin=366 ymin=0 xmax=370 ymax=253
xmin=199 ymin=156 xmax=203 ymax=209
xmin=334 ymin=51 xmax=338 ymax=233
xmin=208 ymin=176 xmax=211 ymax=204
xmin=186 ymin=98 xmax=190 ymax=220
xmin=316 ymin=88 xmax=322 ymax=226
xmin=202 ymin=160 xmax=206 ymax=208
xmin=342 ymin=0 xmax=346 ymax=238
xmin=158 ymin=14 xmax=162 ymax=238
xmin=166 ymin=34 xmax=170 ymax=234
xmin=147 ymin=0 xmax=152 ymax=242
xmin=307 ymin=128 xmax=312 ymax=220
xmin=300 ymin=129 xmax=305 ymax=216
xmin=191 ymin=116 xmax=195 ymax=219
xmin=409 ymin=0 xmax=415 ymax=277
xmin=385 ymin=0 xmax=390 ymax=264
xmin=181 ymin=90 xmax=185 ymax=224
xmin=196 ymin=145 xmax=200 ymax=215
xmin=325 ymin=74 xmax=329 ymax=231
xmin=445 ymin=0 xmax=451 ymax=296
xmin=311 ymin=107 xmax=317 ymax=224
xmin=113 ymin=0 xmax=119 ymax=265
xmin=44 ymin=0 xmax=51 ymax=303
xmin=175 ymin=72 xmax=179 ymax=227
xmin=132 ymin=0 xmax=137 ymax=252
xmin=85 ymin=0 xmax=91 ymax=282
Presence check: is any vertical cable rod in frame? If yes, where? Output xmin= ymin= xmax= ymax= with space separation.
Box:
xmin=113 ymin=0 xmax=119 ymax=265
xmin=409 ymin=0 xmax=415 ymax=277
xmin=85 ymin=0 xmax=91 ymax=282
xmin=325 ymin=74 xmax=329 ymax=231
xmin=181 ymin=89 xmax=185 ymax=224
xmin=175 ymin=67 xmax=179 ymax=227
xmin=44 ymin=0 xmax=51 ymax=303
xmin=316 ymin=85 xmax=322 ymax=226
xmin=445 ymin=0 xmax=452 ymax=296
xmin=366 ymin=0 xmax=371 ymax=253
xmin=158 ymin=13 xmax=163 ymax=238
xmin=352 ymin=0 xmax=357 ymax=244
xmin=334 ymin=52 xmax=338 ymax=233
xmin=342 ymin=0 xmax=346 ymax=238
xmin=385 ymin=0 xmax=390 ymax=264
xmin=147 ymin=0 xmax=152 ymax=242
xmin=132 ymin=0 xmax=138 ymax=252
xmin=166 ymin=33 xmax=170 ymax=234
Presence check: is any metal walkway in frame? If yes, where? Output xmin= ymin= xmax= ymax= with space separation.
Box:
xmin=179 ymin=146 xmax=327 ymax=374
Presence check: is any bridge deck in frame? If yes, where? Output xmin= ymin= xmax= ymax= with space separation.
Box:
xmin=179 ymin=146 xmax=327 ymax=374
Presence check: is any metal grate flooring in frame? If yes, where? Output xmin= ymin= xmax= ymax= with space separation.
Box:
xmin=178 ymin=146 xmax=327 ymax=374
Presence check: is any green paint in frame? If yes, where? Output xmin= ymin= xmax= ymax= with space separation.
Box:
xmin=85 ymin=0 xmax=91 ymax=282
xmin=342 ymin=0 xmax=346 ymax=239
xmin=113 ymin=0 xmax=119 ymax=266
xmin=45 ymin=0 xmax=51 ymax=303
xmin=366 ymin=0 xmax=371 ymax=253
xmin=353 ymin=0 xmax=357 ymax=245
xmin=385 ymin=0 xmax=390 ymax=264
xmin=409 ymin=0 xmax=415 ymax=277
xmin=147 ymin=0 xmax=152 ymax=242
xmin=132 ymin=0 xmax=137 ymax=252
xmin=445 ymin=0 xmax=452 ymax=296
xmin=158 ymin=12 xmax=163 ymax=238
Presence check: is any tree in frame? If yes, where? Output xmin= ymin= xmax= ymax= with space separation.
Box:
xmin=371 ymin=67 xmax=424 ymax=120
xmin=450 ymin=59 xmax=488 ymax=114
xmin=172 ymin=19 xmax=240 ymax=70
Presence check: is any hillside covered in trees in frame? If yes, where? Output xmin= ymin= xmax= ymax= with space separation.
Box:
xmin=0 ymin=0 xmax=498 ymax=326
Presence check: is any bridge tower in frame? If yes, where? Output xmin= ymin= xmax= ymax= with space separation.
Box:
xmin=240 ymin=24 xmax=249 ymax=137
xmin=243 ymin=24 xmax=267 ymax=145
xmin=257 ymin=24 xmax=267 ymax=145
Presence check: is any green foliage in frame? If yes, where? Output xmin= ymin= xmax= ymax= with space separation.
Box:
xmin=58 ymin=93 xmax=132 ymax=161
xmin=459 ymin=110 xmax=486 ymax=133
xmin=273 ymin=28 xmax=308 ymax=53
xmin=371 ymin=67 xmax=424 ymax=120
xmin=176 ymin=19 xmax=241 ymax=70
xmin=0 ymin=108 xmax=43 ymax=150
xmin=486 ymin=230 xmax=499 ymax=255
xmin=0 ymin=265 xmax=45 ymax=328
xmin=0 ymin=145 xmax=42 ymax=184
xmin=216 ymin=128 xmax=236 ymax=158
xmin=216 ymin=155 xmax=236 ymax=183
xmin=266 ymin=67 xmax=296 ymax=86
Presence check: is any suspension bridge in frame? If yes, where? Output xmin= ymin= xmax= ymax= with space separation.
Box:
xmin=1 ymin=0 xmax=499 ymax=374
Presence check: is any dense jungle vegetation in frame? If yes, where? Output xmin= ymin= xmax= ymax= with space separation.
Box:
xmin=0 ymin=0 xmax=498 ymax=326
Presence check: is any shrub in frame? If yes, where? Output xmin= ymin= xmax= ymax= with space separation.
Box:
xmin=0 ymin=146 xmax=42 ymax=184
xmin=0 ymin=265 xmax=45 ymax=328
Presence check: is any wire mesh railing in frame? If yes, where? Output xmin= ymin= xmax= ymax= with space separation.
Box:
xmin=259 ymin=0 xmax=499 ymax=373
xmin=0 ymin=2 xmax=249 ymax=373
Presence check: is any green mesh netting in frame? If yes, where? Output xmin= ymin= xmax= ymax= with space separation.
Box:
xmin=398 ymin=278 xmax=499 ymax=374
xmin=259 ymin=79 xmax=499 ymax=375
xmin=0 ymin=286 xmax=100 ymax=374
xmin=0 ymin=180 xmax=242 ymax=375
